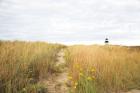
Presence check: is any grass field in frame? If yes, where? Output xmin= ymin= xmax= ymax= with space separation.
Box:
xmin=65 ymin=45 xmax=140 ymax=93
xmin=0 ymin=41 xmax=64 ymax=93
xmin=0 ymin=41 xmax=140 ymax=93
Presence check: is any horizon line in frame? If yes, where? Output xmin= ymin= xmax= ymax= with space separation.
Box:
xmin=0 ymin=39 xmax=140 ymax=46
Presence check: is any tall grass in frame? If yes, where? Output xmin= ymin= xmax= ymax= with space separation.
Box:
xmin=65 ymin=45 xmax=140 ymax=93
xmin=0 ymin=41 xmax=64 ymax=93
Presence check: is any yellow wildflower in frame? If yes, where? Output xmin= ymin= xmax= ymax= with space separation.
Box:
xmin=75 ymin=82 xmax=78 ymax=86
xmin=74 ymin=82 xmax=78 ymax=89
xmin=87 ymin=76 xmax=92 ymax=81
xmin=91 ymin=68 xmax=95 ymax=72
xmin=74 ymin=86 xmax=77 ymax=89
xmin=79 ymin=72 xmax=84 ymax=76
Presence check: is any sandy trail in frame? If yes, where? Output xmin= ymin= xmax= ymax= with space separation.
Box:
xmin=40 ymin=49 xmax=69 ymax=93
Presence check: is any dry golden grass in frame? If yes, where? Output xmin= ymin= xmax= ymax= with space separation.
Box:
xmin=65 ymin=45 xmax=140 ymax=93
xmin=0 ymin=41 xmax=64 ymax=93
xmin=1 ymin=41 xmax=140 ymax=93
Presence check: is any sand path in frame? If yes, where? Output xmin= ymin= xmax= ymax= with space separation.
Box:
xmin=39 ymin=49 xmax=69 ymax=93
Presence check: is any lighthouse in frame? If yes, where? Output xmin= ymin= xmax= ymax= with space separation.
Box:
xmin=105 ymin=38 xmax=109 ymax=44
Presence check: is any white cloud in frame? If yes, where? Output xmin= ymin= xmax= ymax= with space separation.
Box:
xmin=0 ymin=0 xmax=140 ymax=45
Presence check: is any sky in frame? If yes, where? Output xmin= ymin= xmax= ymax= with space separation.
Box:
xmin=0 ymin=0 xmax=140 ymax=45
